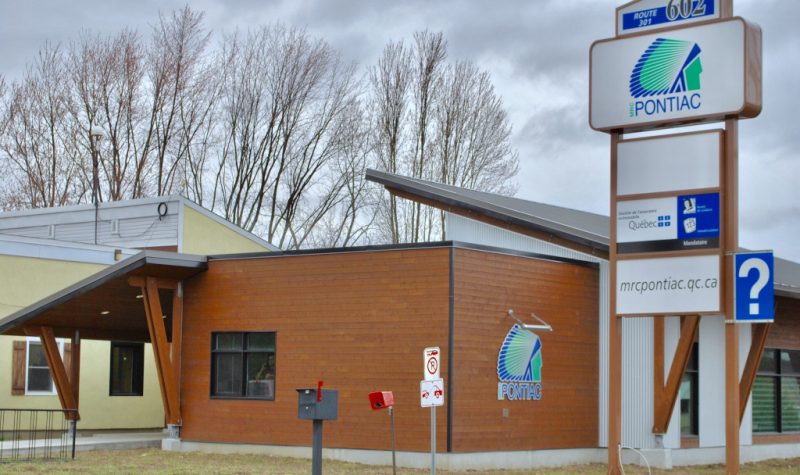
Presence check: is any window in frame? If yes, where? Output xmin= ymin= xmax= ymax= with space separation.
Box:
xmin=110 ymin=342 xmax=144 ymax=396
xmin=26 ymin=337 xmax=65 ymax=395
xmin=680 ymin=343 xmax=699 ymax=436
xmin=211 ymin=332 xmax=276 ymax=400
xmin=753 ymin=349 xmax=800 ymax=433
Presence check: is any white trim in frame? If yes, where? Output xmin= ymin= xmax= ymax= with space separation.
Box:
xmin=177 ymin=199 xmax=185 ymax=253
xmin=24 ymin=337 xmax=64 ymax=396
xmin=0 ymin=235 xmax=137 ymax=265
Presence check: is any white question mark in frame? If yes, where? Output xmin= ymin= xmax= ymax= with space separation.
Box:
xmin=738 ymin=258 xmax=769 ymax=315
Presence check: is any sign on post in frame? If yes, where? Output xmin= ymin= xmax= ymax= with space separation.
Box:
xmin=616 ymin=254 xmax=721 ymax=315
xmin=420 ymin=379 xmax=445 ymax=407
xmin=591 ymin=17 xmax=761 ymax=132
xmin=617 ymin=193 xmax=720 ymax=253
xmin=617 ymin=131 xmax=720 ymax=196
xmin=617 ymin=0 xmax=723 ymax=36
xmin=734 ymin=251 xmax=774 ymax=322
xmin=423 ymin=347 xmax=440 ymax=381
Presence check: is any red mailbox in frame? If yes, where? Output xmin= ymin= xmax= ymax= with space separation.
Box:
xmin=368 ymin=391 xmax=394 ymax=410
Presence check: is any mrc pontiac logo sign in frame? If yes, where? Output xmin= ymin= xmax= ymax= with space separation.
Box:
xmin=497 ymin=324 xmax=542 ymax=401
xmin=589 ymin=18 xmax=761 ymax=132
xmin=628 ymin=38 xmax=703 ymax=118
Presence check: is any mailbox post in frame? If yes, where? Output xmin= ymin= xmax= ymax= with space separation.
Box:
xmin=297 ymin=382 xmax=338 ymax=475
xmin=368 ymin=391 xmax=396 ymax=475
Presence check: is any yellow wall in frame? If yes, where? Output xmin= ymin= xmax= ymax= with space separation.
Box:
xmin=0 ymin=204 xmax=269 ymax=431
xmin=0 ymin=255 xmax=164 ymax=429
xmin=181 ymin=206 xmax=271 ymax=255
xmin=0 ymin=338 xmax=164 ymax=429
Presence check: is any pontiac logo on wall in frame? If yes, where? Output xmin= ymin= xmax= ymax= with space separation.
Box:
xmin=497 ymin=324 xmax=543 ymax=401
xmin=628 ymin=38 xmax=703 ymax=118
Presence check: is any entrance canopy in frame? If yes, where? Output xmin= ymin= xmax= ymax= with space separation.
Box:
xmin=0 ymin=250 xmax=207 ymax=342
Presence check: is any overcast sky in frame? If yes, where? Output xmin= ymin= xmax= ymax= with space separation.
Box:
xmin=1 ymin=0 xmax=796 ymax=261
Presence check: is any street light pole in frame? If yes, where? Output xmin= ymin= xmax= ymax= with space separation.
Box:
xmin=89 ymin=126 xmax=105 ymax=245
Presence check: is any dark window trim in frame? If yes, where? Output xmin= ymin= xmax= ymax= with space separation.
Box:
xmin=109 ymin=341 xmax=144 ymax=397
xmin=210 ymin=331 xmax=277 ymax=401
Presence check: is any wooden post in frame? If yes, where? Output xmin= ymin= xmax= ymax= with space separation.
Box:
xmin=653 ymin=316 xmax=700 ymax=434
xmin=26 ymin=326 xmax=80 ymax=420
xmin=723 ymin=118 xmax=740 ymax=474
xmin=172 ymin=283 xmax=183 ymax=398
xmin=141 ymin=277 xmax=181 ymax=426
xmin=608 ymin=131 xmax=622 ymax=474
xmin=71 ymin=330 xmax=81 ymax=408
xmin=739 ymin=323 xmax=771 ymax=420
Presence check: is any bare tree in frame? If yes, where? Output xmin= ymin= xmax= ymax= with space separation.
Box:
xmin=369 ymin=31 xmax=517 ymax=244
xmin=434 ymin=61 xmax=518 ymax=235
xmin=70 ymin=29 xmax=145 ymax=202
xmin=369 ymin=40 xmax=412 ymax=243
xmin=142 ymin=6 xmax=211 ymax=197
xmin=0 ymin=43 xmax=85 ymax=209
xmin=211 ymin=25 xmax=361 ymax=249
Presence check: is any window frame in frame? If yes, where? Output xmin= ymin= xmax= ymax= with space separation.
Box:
xmin=109 ymin=341 xmax=145 ymax=397
xmin=210 ymin=331 xmax=276 ymax=401
xmin=753 ymin=348 xmax=800 ymax=434
xmin=24 ymin=336 xmax=64 ymax=396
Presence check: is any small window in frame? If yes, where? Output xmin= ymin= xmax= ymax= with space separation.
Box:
xmin=680 ymin=343 xmax=699 ymax=436
xmin=110 ymin=342 xmax=144 ymax=396
xmin=211 ymin=332 xmax=276 ymax=400
xmin=26 ymin=337 xmax=64 ymax=395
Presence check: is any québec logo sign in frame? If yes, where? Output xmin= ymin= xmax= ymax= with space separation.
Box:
xmin=497 ymin=324 xmax=542 ymax=401
xmin=628 ymin=38 xmax=703 ymax=118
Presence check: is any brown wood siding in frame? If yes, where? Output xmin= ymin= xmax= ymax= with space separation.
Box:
xmin=765 ymin=297 xmax=800 ymax=350
xmin=451 ymin=248 xmax=599 ymax=451
xmin=179 ymin=248 xmax=452 ymax=451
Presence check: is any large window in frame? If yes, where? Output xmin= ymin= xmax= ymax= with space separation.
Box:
xmin=26 ymin=337 xmax=64 ymax=395
xmin=680 ymin=343 xmax=699 ymax=436
xmin=110 ymin=342 xmax=144 ymax=396
xmin=211 ymin=332 xmax=276 ymax=400
xmin=753 ymin=348 xmax=800 ymax=433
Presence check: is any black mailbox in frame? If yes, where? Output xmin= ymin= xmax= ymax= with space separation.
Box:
xmin=296 ymin=388 xmax=339 ymax=421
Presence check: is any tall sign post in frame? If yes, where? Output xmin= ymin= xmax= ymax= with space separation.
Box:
xmin=421 ymin=347 xmax=443 ymax=475
xmin=590 ymin=0 xmax=762 ymax=473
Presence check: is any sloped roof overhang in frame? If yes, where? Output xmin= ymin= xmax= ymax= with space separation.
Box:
xmin=0 ymin=250 xmax=207 ymax=341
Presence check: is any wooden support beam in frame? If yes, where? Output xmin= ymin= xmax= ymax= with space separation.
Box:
xmin=70 ymin=330 xmax=81 ymax=407
xmin=25 ymin=326 xmax=79 ymax=421
xmin=739 ymin=323 xmax=772 ymax=421
xmin=142 ymin=277 xmax=181 ymax=426
xmin=128 ymin=276 xmax=178 ymax=289
xmin=171 ymin=283 xmax=183 ymax=398
xmin=652 ymin=315 xmax=699 ymax=434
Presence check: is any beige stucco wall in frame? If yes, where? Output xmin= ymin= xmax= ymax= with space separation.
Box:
xmin=0 ymin=254 xmax=164 ymax=429
xmin=181 ymin=206 xmax=271 ymax=255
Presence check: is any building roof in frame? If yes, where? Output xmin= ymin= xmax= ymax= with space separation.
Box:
xmin=0 ymin=195 xmax=278 ymax=251
xmin=0 ymin=250 xmax=208 ymax=340
xmin=366 ymin=169 xmax=800 ymax=299
xmin=366 ymin=169 xmax=609 ymax=253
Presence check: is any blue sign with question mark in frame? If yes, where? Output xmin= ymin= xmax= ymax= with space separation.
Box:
xmin=734 ymin=251 xmax=774 ymax=322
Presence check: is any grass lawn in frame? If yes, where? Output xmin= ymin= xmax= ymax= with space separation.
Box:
xmin=2 ymin=449 xmax=800 ymax=474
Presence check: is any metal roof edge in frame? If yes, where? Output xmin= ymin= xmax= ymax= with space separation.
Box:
xmin=366 ymin=169 xmax=609 ymax=253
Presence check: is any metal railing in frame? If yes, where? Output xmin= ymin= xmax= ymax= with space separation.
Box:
xmin=0 ymin=408 xmax=77 ymax=462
